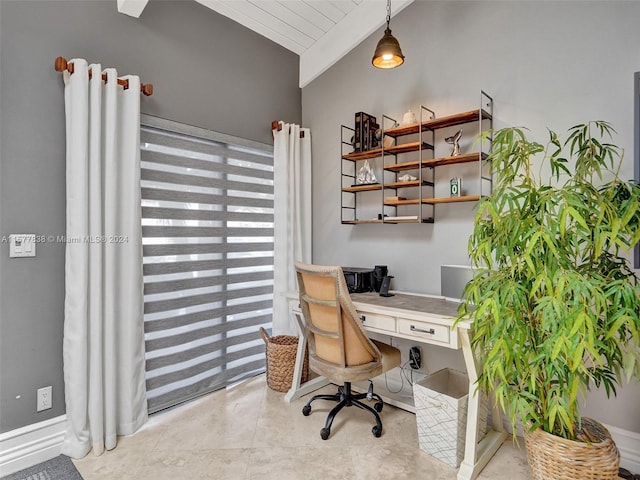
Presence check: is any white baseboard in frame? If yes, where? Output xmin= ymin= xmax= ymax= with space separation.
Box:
xmin=605 ymin=423 xmax=640 ymax=474
xmin=0 ymin=415 xmax=67 ymax=477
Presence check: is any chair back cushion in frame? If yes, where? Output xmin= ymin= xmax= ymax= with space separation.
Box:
xmin=295 ymin=262 xmax=380 ymax=371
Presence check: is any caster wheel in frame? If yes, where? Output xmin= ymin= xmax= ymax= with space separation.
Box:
xmin=302 ymin=405 xmax=311 ymax=416
xmin=320 ymin=428 xmax=330 ymax=440
xmin=372 ymin=425 xmax=382 ymax=438
xmin=374 ymin=402 xmax=383 ymax=413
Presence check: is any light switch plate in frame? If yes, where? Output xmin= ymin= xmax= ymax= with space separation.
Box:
xmin=9 ymin=234 xmax=36 ymax=258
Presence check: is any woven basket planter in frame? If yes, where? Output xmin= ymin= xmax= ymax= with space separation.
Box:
xmin=260 ymin=327 xmax=309 ymax=393
xmin=524 ymin=417 xmax=620 ymax=480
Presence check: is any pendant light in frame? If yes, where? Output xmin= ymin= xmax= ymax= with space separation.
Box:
xmin=372 ymin=0 xmax=405 ymax=69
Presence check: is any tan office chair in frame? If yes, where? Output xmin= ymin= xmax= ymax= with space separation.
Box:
xmin=294 ymin=261 xmax=401 ymax=440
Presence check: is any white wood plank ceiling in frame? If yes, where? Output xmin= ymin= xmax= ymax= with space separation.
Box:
xmin=118 ymin=0 xmax=414 ymax=87
xmin=196 ymin=0 xmax=366 ymax=56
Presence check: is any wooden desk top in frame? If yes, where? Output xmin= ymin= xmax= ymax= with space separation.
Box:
xmin=350 ymin=291 xmax=462 ymax=319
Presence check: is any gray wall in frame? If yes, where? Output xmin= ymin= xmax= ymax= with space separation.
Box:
xmin=0 ymin=0 xmax=300 ymax=433
xmin=302 ymin=1 xmax=640 ymax=432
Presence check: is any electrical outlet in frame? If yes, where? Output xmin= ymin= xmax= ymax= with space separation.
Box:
xmin=409 ymin=346 xmax=421 ymax=370
xmin=37 ymin=386 xmax=52 ymax=412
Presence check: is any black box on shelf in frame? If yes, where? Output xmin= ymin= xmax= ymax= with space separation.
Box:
xmin=369 ymin=120 xmax=380 ymax=149
xmin=354 ymin=112 xmax=377 ymax=152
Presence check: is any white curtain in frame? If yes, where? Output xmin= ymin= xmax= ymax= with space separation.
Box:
xmin=61 ymin=59 xmax=147 ymax=458
xmin=272 ymin=122 xmax=312 ymax=335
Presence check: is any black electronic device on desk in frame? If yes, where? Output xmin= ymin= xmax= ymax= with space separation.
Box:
xmin=379 ymin=275 xmax=394 ymax=297
xmin=342 ymin=267 xmax=374 ymax=293
xmin=343 ymin=266 xmax=395 ymax=297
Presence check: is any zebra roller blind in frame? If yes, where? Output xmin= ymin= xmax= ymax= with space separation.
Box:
xmin=140 ymin=116 xmax=274 ymax=413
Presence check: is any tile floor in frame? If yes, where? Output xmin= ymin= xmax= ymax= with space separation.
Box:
xmin=72 ymin=375 xmax=531 ymax=480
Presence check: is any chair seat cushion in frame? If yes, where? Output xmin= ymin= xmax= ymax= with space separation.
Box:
xmin=372 ymin=340 xmax=401 ymax=373
xmin=310 ymin=340 xmax=401 ymax=383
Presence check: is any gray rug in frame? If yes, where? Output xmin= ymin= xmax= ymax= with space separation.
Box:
xmin=1 ymin=456 xmax=82 ymax=480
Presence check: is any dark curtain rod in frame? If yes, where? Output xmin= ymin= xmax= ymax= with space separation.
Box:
xmin=271 ymin=121 xmax=305 ymax=138
xmin=54 ymin=56 xmax=153 ymax=96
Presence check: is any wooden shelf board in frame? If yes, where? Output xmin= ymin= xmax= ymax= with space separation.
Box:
xmin=427 ymin=195 xmax=481 ymax=204
xmin=342 ymin=219 xmax=383 ymax=224
xmin=383 ymin=216 xmax=434 ymax=224
xmin=342 ymin=183 xmax=382 ymax=193
xmin=384 ymin=194 xmax=480 ymax=206
xmin=385 ymin=152 xmax=487 ymax=172
xmin=342 ymin=216 xmax=435 ymax=224
xmin=342 ymin=141 xmax=433 ymax=161
xmin=384 ymin=198 xmax=421 ymax=206
xmin=383 ymin=180 xmax=432 ymax=189
xmin=343 ymin=180 xmax=433 ymax=192
xmin=384 ymin=109 xmax=492 ymax=137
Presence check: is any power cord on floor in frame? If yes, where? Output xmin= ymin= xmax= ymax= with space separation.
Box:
xmin=383 ymin=360 xmax=412 ymax=394
xmin=382 ymin=337 xmax=428 ymax=394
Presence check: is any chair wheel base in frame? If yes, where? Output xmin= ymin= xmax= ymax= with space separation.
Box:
xmin=302 ymin=382 xmax=385 ymax=440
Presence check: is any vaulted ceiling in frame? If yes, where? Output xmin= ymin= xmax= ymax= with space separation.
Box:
xmin=117 ymin=0 xmax=414 ymax=87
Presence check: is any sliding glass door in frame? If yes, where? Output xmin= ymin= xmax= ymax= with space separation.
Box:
xmin=140 ymin=116 xmax=274 ymax=413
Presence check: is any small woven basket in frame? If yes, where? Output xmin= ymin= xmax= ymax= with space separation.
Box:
xmin=524 ymin=417 xmax=620 ymax=480
xmin=260 ymin=327 xmax=309 ymax=393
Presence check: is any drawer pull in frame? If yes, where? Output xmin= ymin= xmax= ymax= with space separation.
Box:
xmin=410 ymin=325 xmax=435 ymax=335
xmin=360 ymin=315 xmax=366 ymax=322
xmin=426 ymin=397 xmax=449 ymax=409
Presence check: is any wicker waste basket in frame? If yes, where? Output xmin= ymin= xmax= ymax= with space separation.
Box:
xmin=259 ymin=327 xmax=309 ymax=393
xmin=524 ymin=417 xmax=620 ymax=480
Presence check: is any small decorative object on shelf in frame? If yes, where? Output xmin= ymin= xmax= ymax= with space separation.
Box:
xmin=402 ymin=109 xmax=417 ymax=125
xmin=450 ymin=177 xmax=462 ymax=197
xmin=357 ymin=159 xmax=378 ymax=184
xmin=399 ymin=174 xmax=417 ymax=182
xmin=445 ymin=129 xmax=463 ymax=156
xmin=374 ymin=126 xmax=397 ymax=148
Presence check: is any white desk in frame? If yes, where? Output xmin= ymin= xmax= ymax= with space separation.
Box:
xmin=285 ymin=291 xmax=507 ymax=480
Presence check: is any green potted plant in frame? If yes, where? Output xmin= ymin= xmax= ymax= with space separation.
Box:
xmin=458 ymin=121 xmax=640 ymax=479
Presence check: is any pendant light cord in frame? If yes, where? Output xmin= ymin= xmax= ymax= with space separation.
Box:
xmin=385 ymin=0 xmax=392 ymax=33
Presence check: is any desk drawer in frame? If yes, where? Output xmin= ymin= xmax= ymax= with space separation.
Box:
xmin=358 ymin=312 xmax=395 ymax=333
xmin=398 ymin=318 xmax=450 ymax=344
